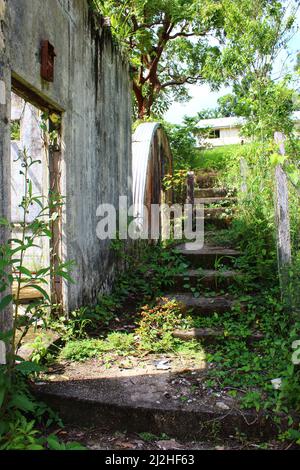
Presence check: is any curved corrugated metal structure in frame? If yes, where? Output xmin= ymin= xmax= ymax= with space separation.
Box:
xmin=132 ymin=122 xmax=173 ymax=236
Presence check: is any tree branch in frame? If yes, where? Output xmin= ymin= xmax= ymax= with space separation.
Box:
xmin=161 ymin=75 xmax=203 ymax=88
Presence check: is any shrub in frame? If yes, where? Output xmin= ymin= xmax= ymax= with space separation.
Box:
xmin=136 ymin=298 xmax=192 ymax=352
xmin=60 ymin=332 xmax=136 ymax=362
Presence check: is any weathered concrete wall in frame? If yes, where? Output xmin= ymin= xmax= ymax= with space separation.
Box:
xmin=0 ymin=0 xmax=13 ymax=333
xmin=1 ymin=0 xmax=132 ymax=312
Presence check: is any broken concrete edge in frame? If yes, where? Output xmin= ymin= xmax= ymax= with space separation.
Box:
xmin=17 ymin=329 xmax=62 ymax=361
xmin=168 ymin=272 xmax=244 ymax=292
xmin=197 ymin=197 xmax=238 ymax=205
xmin=195 ymin=188 xmax=237 ymax=198
xmin=31 ymin=386 xmax=296 ymax=441
xmin=165 ymin=294 xmax=249 ymax=317
xmin=173 ymin=269 xmax=240 ymax=278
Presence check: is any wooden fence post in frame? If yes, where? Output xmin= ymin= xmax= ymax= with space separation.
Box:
xmin=240 ymin=158 xmax=248 ymax=195
xmin=186 ymin=171 xmax=195 ymax=205
xmin=274 ymin=132 xmax=292 ymax=310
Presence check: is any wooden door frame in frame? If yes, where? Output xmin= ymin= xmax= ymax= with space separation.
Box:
xmin=11 ymin=78 xmax=63 ymax=311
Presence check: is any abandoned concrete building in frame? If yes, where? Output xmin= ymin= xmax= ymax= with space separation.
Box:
xmin=0 ymin=0 xmax=133 ymax=330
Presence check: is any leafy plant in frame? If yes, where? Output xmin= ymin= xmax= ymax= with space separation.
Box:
xmin=164 ymin=118 xmax=200 ymax=171
xmin=92 ymin=0 xmax=225 ymax=119
xmin=0 ymin=415 xmax=44 ymax=450
xmin=163 ymin=170 xmax=187 ymax=203
xmin=60 ymin=332 xmax=136 ymax=362
xmin=11 ymin=121 xmax=21 ymax=141
xmin=136 ymin=298 xmax=192 ymax=352
xmin=0 ymin=135 xmax=74 ymax=449
xmin=0 ymin=147 xmax=72 ymax=371
xmin=46 ymin=435 xmax=86 ymax=451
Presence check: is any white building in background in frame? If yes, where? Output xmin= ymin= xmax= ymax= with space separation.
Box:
xmin=196 ymin=116 xmax=246 ymax=148
xmin=196 ymin=112 xmax=300 ymax=148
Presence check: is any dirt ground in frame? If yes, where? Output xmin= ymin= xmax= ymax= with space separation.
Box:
xmin=56 ymin=426 xmax=288 ymax=450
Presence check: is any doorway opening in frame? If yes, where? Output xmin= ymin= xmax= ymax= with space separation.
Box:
xmin=10 ymin=87 xmax=63 ymax=311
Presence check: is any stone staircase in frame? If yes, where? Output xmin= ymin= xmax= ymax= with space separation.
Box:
xmin=167 ymin=169 xmax=266 ymax=344
xmin=33 ymin=170 xmax=282 ymax=446
xmin=166 ymin=170 xmax=242 ymax=336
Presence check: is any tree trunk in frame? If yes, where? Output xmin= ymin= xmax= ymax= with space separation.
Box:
xmin=133 ymin=81 xmax=152 ymax=120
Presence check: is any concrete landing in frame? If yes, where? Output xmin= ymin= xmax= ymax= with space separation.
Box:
xmin=33 ymin=357 xmax=282 ymax=441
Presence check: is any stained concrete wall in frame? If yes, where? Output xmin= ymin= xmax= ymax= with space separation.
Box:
xmin=0 ymin=0 xmax=13 ymax=333
xmin=0 ymin=0 xmax=132 ymax=314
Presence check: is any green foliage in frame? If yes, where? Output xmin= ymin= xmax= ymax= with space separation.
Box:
xmin=204 ymin=0 xmax=297 ymax=88
xmin=279 ymin=366 xmax=300 ymax=411
xmin=49 ymin=309 xmax=92 ymax=342
xmin=203 ymin=0 xmax=298 ymax=140
xmin=91 ymin=0 xmax=224 ymax=118
xmin=91 ymin=0 xmax=298 ymax=123
xmin=46 ymin=435 xmax=86 ymax=451
xmin=0 ymin=361 xmax=80 ymax=450
xmin=196 ymin=93 xmax=243 ymax=120
xmin=205 ymin=142 xmax=277 ymax=283
xmin=0 ymin=413 xmax=86 ymax=450
xmin=138 ymin=432 xmax=169 ymax=442
xmin=191 ymin=137 xmax=300 ymax=435
xmin=60 ymin=332 xmax=136 ymax=362
xmin=29 ymin=334 xmax=55 ymax=365
xmin=11 ymin=121 xmax=20 ymax=141
xmin=0 ymin=416 xmax=44 ymax=450
xmin=135 ymin=298 xmax=192 ymax=352
xmin=240 ymin=78 xmax=296 ymax=140
xmin=60 ymin=299 xmax=194 ymax=360
xmin=217 ymin=94 xmax=241 ymax=117
xmin=0 ymin=126 xmax=76 ymax=449
xmin=196 ymin=144 xmax=241 ymax=170
xmin=54 ymin=241 xmax=190 ymax=362
xmin=0 ymin=147 xmax=73 ymax=368
xmin=164 ymin=119 xmax=199 ymax=170
xmin=163 ymin=170 xmax=188 ymax=203
xmin=190 ymin=279 xmax=300 ymax=417
xmin=111 ymin=242 xmax=188 ymax=302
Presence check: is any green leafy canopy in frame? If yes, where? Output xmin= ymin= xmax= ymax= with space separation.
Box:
xmin=92 ymin=0 xmax=224 ymax=118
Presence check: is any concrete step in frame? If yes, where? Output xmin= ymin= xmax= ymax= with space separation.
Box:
xmin=195 ymin=188 xmax=234 ymax=198
xmin=175 ymin=244 xmax=241 ymax=269
xmin=171 ymin=269 xmax=241 ymax=291
xmin=204 ymin=207 xmax=236 ymax=217
xmin=173 ymin=328 xmax=264 ymax=345
xmin=168 ymin=293 xmax=235 ymax=315
xmin=196 ymin=172 xmax=219 ymax=188
xmin=195 ymin=216 xmax=233 ymax=229
xmin=197 ymin=197 xmax=237 ymax=205
xmin=191 ymin=207 xmax=236 ymax=230
xmin=33 ymin=362 xmax=283 ymax=441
